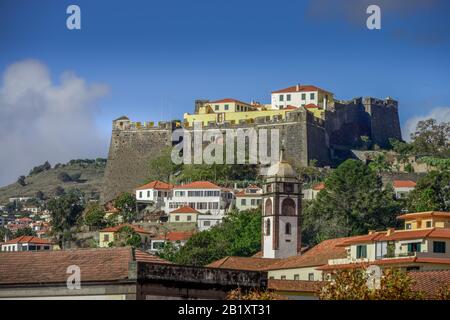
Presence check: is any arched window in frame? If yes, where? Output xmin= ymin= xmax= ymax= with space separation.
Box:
xmin=281 ymin=198 xmax=296 ymax=216
xmin=285 ymin=223 xmax=291 ymax=235
xmin=264 ymin=198 xmax=272 ymax=216
xmin=265 ymin=219 xmax=271 ymax=236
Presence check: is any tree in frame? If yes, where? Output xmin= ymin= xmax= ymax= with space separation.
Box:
xmin=15 ymin=227 xmax=36 ymax=237
xmin=110 ymin=225 xmax=142 ymax=248
xmin=83 ymin=203 xmax=106 ymax=230
xmin=303 ymin=160 xmax=400 ymax=245
xmin=226 ymin=288 xmax=285 ymax=300
xmin=410 ymin=119 xmax=449 ymax=157
xmin=407 ymin=170 xmax=450 ymax=212
xmin=57 ymin=172 xmax=72 ymax=182
xmin=368 ymin=153 xmax=391 ymax=175
xmin=114 ymin=192 xmax=137 ymax=223
xmin=159 ymin=209 xmax=261 ymax=266
xmin=70 ymin=173 xmax=82 ymax=182
xmin=17 ymin=176 xmax=26 ymax=186
xmin=0 ymin=227 xmax=12 ymax=241
xmin=35 ymin=190 xmax=45 ymax=201
xmin=47 ymin=190 xmax=84 ymax=247
xmin=29 ymin=161 xmax=51 ymax=175
xmin=320 ymin=268 xmax=425 ymax=300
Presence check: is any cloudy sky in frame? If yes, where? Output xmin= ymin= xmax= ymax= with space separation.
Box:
xmin=0 ymin=0 xmax=449 ymax=185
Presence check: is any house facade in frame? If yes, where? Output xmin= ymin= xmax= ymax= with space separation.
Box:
xmin=235 ymin=185 xmax=263 ymax=211
xmin=135 ymin=180 xmax=174 ymax=211
xmin=1 ymin=236 xmax=53 ymax=252
xmin=99 ymin=224 xmax=152 ymax=248
xmin=392 ymin=180 xmax=416 ymax=199
xmin=271 ymin=84 xmax=334 ymax=113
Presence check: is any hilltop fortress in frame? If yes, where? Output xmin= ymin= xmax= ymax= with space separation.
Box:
xmin=101 ymin=85 xmax=401 ymax=203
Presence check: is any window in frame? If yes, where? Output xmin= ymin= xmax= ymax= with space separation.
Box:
xmin=301 ymin=93 xmax=306 ymax=100
xmin=280 ymin=275 xmax=286 ymax=280
xmin=139 ymin=191 xmax=143 ymax=198
xmin=308 ymin=273 xmax=314 ymax=281
xmin=279 ymin=95 xmax=284 ymax=101
xmin=197 ymin=202 xmax=208 ymax=210
xmin=187 ymin=215 xmax=192 ymax=221
xmin=224 ymin=104 xmax=229 ymax=111
xmin=426 ymin=221 xmax=432 ymax=228
xmin=433 ymin=241 xmax=446 ymax=253
xmin=251 ymin=199 xmax=256 ymax=206
xmin=175 ymin=215 xmax=180 ymax=221
xmin=286 ymin=94 xmax=291 ymax=101
xmin=284 ymin=183 xmax=294 ymax=193
xmin=406 ymin=223 xmax=412 ymax=230
xmin=310 ymin=93 xmax=315 ymax=100
xmin=43 ymin=246 xmax=50 ymax=250
xmin=28 ymin=245 xmax=36 ymax=251
xmin=356 ymin=245 xmax=367 ymax=259
xmin=294 ymin=274 xmax=299 ymax=280
xmin=204 ymin=221 xmax=211 ymax=227
xmin=265 ymin=219 xmax=271 ymax=236
xmin=264 ymin=198 xmax=272 ymax=216
xmin=285 ymin=223 xmax=291 ymax=235
xmin=281 ymin=198 xmax=296 ymax=216
xmin=406 ymin=266 xmax=420 ymax=272
xmin=241 ymin=199 xmax=247 ymax=206
xmin=215 ymin=105 xmax=219 ymax=111
xmin=407 ymin=242 xmax=421 ymax=253
xmin=103 ymin=234 xmax=109 ymax=242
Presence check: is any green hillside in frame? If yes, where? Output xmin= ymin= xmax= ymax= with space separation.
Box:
xmin=0 ymin=159 xmax=106 ymax=204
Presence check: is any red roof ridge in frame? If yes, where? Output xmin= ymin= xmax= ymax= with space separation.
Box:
xmin=174 ymin=181 xmax=221 ymax=189
xmin=136 ymin=180 xmax=174 ymax=190
xmin=170 ymin=206 xmax=200 ymax=214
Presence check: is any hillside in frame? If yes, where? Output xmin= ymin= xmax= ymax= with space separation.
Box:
xmin=0 ymin=160 xmax=106 ymax=204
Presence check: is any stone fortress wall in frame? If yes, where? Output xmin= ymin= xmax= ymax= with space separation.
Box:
xmin=101 ymin=97 xmax=402 ymax=203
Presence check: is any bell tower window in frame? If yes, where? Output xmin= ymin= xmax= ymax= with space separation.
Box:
xmin=265 ymin=219 xmax=271 ymax=236
xmin=285 ymin=223 xmax=291 ymax=235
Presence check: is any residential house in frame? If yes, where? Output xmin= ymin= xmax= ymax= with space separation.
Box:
xmin=392 ymin=180 xmax=416 ymax=199
xmin=1 ymin=236 xmax=53 ymax=252
xmin=135 ymin=180 xmax=174 ymax=211
xmin=235 ymin=185 xmax=263 ymax=211
xmin=271 ymin=84 xmax=334 ymax=115
xmin=22 ymin=205 xmax=41 ymax=215
xmin=197 ymin=214 xmax=223 ymax=232
xmin=150 ymin=231 xmax=194 ymax=252
xmin=302 ymin=182 xmax=325 ymax=200
xmin=99 ymin=224 xmax=152 ymax=248
xmin=168 ymin=206 xmax=199 ymax=223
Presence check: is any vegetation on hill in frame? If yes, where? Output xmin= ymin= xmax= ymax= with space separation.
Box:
xmin=302 ymin=159 xmax=401 ymax=245
xmin=158 ymin=209 xmax=261 ymax=266
xmin=407 ymin=170 xmax=450 ymax=212
xmin=0 ymin=159 xmax=106 ymax=204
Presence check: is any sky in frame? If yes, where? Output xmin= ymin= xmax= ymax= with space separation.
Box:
xmin=0 ymin=0 xmax=449 ymax=186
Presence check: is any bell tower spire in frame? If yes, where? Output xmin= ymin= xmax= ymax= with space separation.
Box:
xmin=262 ymin=152 xmax=301 ymax=259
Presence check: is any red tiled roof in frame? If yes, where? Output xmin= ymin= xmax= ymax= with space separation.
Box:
xmin=317 ymin=257 xmax=450 ymax=271
xmin=272 ymin=85 xmax=332 ymax=94
xmin=268 ymin=279 xmax=326 ymax=293
xmin=136 ymin=180 xmax=174 ymax=190
xmin=0 ymin=247 xmax=169 ymax=286
xmin=210 ymin=98 xmax=251 ymax=105
xmin=284 ymin=105 xmax=299 ymax=110
xmin=100 ymin=224 xmax=151 ymax=234
xmin=304 ymin=104 xmax=319 ymax=109
xmin=397 ymin=211 xmax=450 ymax=220
xmin=410 ymin=270 xmax=450 ymax=299
xmin=312 ymin=182 xmax=325 ymax=191
xmin=134 ymin=249 xmax=171 ymax=264
xmin=174 ymin=181 xmax=221 ymax=190
xmin=392 ymin=180 xmax=416 ymax=188
xmin=170 ymin=206 xmax=199 ymax=214
xmin=207 ymin=256 xmax=280 ymax=271
xmin=3 ymin=236 xmax=52 ymax=245
xmin=153 ymin=231 xmax=194 ymax=241
xmin=268 ymin=236 xmax=357 ymax=271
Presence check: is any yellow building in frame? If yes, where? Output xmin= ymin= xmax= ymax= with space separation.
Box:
xmin=168 ymin=206 xmax=199 ymax=223
xmin=398 ymin=211 xmax=450 ymax=230
xmin=99 ymin=224 xmax=151 ymax=248
xmin=184 ymin=98 xmax=300 ymax=127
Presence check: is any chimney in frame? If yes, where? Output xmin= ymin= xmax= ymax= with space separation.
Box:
xmin=296 ymin=84 xmax=300 ymax=91
xmin=386 ymin=228 xmax=395 ymax=236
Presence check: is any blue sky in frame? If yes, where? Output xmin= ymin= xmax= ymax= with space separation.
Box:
xmin=0 ymin=0 xmax=449 ymax=183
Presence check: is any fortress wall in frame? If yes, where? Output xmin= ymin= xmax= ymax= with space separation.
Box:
xmin=101 ymin=128 xmax=172 ymax=203
xmin=365 ymin=101 xmax=402 ymax=148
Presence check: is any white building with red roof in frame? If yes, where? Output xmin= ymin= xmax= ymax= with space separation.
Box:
xmin=392 ymin=180 xmax=417 ymax=199
xmin=1 ymin=236 xmax=53 ymax=252
xmin=235 ymin=184 xmax=263 ymax=211
xmin=168 ymin=206 xmax=199 ymax=223
xmin=271 ymin=84 xmax=334 ymax=111
xmin=135 ymin=180 xmax=174 ymax=210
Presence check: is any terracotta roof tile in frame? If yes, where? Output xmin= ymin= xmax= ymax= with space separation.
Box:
xmin=268 ymin=279 xmax=326 ymax=293
xmin=392 ymin=180 xmax=416 ymax=188
xmin=136 ymin=180 xmax=174 ymax=190
xmin=153 ymin=231 xmax=194 ymax=241
xmin=397 ymin=211 xmax=450 ymax=220
xmin=134 ymin=249 xmax=171 ymax=264
xmin=170 ymin=206 xmax=200 ymax=214
xmin=410 ymin=270 xmax=450 ymax=299
xmin=272 ymin=85 xmax=332 ymax=94
xmin=312 ymin=182 xmax=325 ymax=191
xmin=174 ymin=181 xmax=221 ymax=190
xmin=3 ymin=236 xmax=52 ymax=245
xmin=207 ymin=256 xmax=280 ymax=271
xmin=209 ymin=98 xmax=251 ymax=105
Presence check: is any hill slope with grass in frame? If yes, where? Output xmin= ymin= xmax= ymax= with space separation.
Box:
xmin=0 ymin=159 xmax=106 ymax=203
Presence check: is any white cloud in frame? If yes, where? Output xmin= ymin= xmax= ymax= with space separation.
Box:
xmin=402 ymin=107 xmax=450 ymax=141
xmin=0 ymin=59 xmax=109 ymax=186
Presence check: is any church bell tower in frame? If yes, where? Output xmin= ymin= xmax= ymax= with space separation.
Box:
xmin=262 ymin=150 xmax=301 ymax=259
